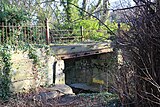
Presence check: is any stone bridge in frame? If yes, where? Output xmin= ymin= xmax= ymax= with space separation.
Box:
xmin=0 ymin=22 xmax=119 ymax=93
xmin=8 ymin=40 xmax=119 ymax=92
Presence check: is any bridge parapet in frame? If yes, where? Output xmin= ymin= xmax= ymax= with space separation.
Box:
xmin=50 ymin=40 xmax=113 ymax=59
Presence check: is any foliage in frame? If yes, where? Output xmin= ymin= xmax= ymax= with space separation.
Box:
xmin=61 ymin=0 xmax=79 ymax=23
xmin=100 ymin=20 xmax=118 ymax=33
xmin=0 ymin=42 xmax=50 ymax=100
xmin=74 ymin=19 xmax=120 ymax=41
xmin=0 ymin=0 xmax=121 ymax=42
xmin=0 ymin=45 xmax=12 ymax=100
xmin=0 ymin=1 xmax=32 ymax=46
xmin=28 ymin=44 xmax=50 ymax=88
xmin=78 ymin=92 xmax=120 ymax=106
xmin=119 ymin=23 xmax=130 ymax=31
xmin=77 ymin=19 xmax=99 ymax=30
xmin=28 ymin=45 xmax=39 ymax=64
xmin=0 ymin=1 xmax=30 ymax=24
xmin=48 ymin=0 xmax=117 ymax=41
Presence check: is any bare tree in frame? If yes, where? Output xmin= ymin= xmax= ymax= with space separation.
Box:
xmin=115 ymin=0 xmax=160 ymax=106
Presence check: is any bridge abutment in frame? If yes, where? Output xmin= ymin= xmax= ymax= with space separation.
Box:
xmin=53 ymin=60 xmax=65 ymax=84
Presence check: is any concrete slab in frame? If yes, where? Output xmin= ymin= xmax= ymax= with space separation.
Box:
xmin=50 ymin=41 xmax=113 ymax=59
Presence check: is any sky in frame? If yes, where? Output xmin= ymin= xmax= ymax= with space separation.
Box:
xmin=84 ymin=0 xmax=135 ymax=10
xmin=110 ymin=0 xmax=119 ymax=2
xmin=110 ymin=0 xmax=135 ymax=9
xmin=110 ymin=0 xmax=134 ymax=4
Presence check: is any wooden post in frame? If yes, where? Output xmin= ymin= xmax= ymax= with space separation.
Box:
xmin=45 ymin=18 xmax=50 ymax=45
xmin=80 ymin=26 xmax=84 ymax=41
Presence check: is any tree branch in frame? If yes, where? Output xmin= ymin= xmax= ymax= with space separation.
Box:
xmin=37 ymin=0 xmax=117 ymax=36
xmin=111 ymin=4 xmax=147 ymax=12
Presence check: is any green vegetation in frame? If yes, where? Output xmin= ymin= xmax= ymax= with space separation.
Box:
xmin=0 ymin=44 xmax=50 ymax=100
xmin=0 ymin=0 xmax=122 ymax=105
xmin=0 ymin=0 xmax=159 ymax=106
xmin=76 ymin=19 xmax=117 ymax=40
xmin=0 ymin=1 xmax=49 ymax=100
xmin=0 ymin=45 xmax=12 ymax=100
xmin=78 ymin=92 xmax=120 ymax=106
xmin=0 ymin=0 xmax=130 ymax=42
xmin=0 ymin=1 xmax=30 ymax=24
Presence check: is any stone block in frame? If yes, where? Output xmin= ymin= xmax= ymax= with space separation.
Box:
xmin=47 ymin=56 xmax=56 ymax=85
xmin=11 ymin=59 xmax=33 ymax=82
xmin=54 ymin=60 xmax=65 ymax=84
xmin=11 ymin=79 xmax=35 ymax=92
xmin=55 ymin=73 xmax=65 ymax=84
xmin=55 ymin=60 xmax=64 ymax=75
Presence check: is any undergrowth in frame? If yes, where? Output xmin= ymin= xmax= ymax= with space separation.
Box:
xmin=0 ymin=44 xmax=50 ymax=100
xmin=0 ymin=45 xmax=12 ymax=100
xmin=78 ymin=92 xmax=120 ymax=107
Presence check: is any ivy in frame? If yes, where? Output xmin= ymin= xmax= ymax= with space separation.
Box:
xmin=0 ymin=43 xmax=50 ymax=100
xmin=28 ymin=44 xmax=50 ymax=88
xmin=28 ymin=46 xmax=39 ymax=64
xmin=78 ymin=92 xmax=120 ymax=106
xmin=0 ymin=1 xmax=30 ymax=24
xmin=0 ymin=45 xmax=12 ymax=100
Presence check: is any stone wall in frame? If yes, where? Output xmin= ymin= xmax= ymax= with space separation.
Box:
xmin=10 ymin=49 xmax=55 ymax=92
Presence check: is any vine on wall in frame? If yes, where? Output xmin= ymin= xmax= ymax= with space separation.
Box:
xmin=28 ymin=45 xmax=50 ymax=89
xmin=0 ymin=44 xmax=50 ymax=100
xmin=0 ymin=45 xmax=12 ymax=100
